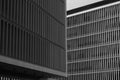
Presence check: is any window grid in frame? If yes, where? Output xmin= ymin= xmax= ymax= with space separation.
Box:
xmin=67 ymin=30 xmax=120 ymax=50
xmin=67 ymin=43 xmax=119 ymax=62
xmin=67 ymin=71 xmax=119 ymax=80
xmin=68 ymin=57 xmax=119 ymax=74
xmin=67 ymin=17 xmax=120 ymax=39
xmin=67 ymin=4 xmax=120 ymax=27
xmin=0 ymin=0 xmax=66 ymax=72
xmin=66 ymin=2 xmax=120 ymax=80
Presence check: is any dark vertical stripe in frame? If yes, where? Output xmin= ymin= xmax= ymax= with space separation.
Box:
xmin=19 ymin=29 xmax=22 ymax=60
xmin=1 ymin=0 xmax=4 ymax=16
xmin=1 ymin=21 xmax=4 ymax=55
xmin=14 ymin=0 xmax=17 ymax=22
xmin=22 ymin=31 xmax=25 ymax=61
xmin=14 ymin=27 xmax=17 ymax=58
xmin=4 ymin=0 xmax=8 ymax=17
xmin=0 ymin=0 xmax=1 ymax=15
xmin=5 ymin=21 xmax=8 ymax=56
xmin=8 ymin=23 xmax=11 ymax=57
xmin=11 ymin=25 xmax=14 ymax=57
xmin=0 ymin=19 xmax=2 ymax=53
xmin=8 ymin=0 xmax=11 ymax=19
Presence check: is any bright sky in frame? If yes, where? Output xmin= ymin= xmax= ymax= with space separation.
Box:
xmin=67 ymin=0 xmax=103 ymax=10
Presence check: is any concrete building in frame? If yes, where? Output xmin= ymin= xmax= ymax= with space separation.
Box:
xmin=0 ymin=0 xmax=66 ymax=80
xmin=66 ymin=1 xmax=120 ymax=80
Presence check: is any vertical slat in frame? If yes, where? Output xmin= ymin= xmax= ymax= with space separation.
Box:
xmin=2 ymin=21 xmax=4 ymax=55
xmin=0 ymin=0 xmax=1 ymax=15
xmin=38 ymin=9 xmax=40 ymax=35
xmin=26 ymin=32 xmax=29 ymax=62
xmin=12 ymin=25 xmax=15 ymax=58
xmin=5 ymin=21 xmax=8 ymax=56
xmin=33 ymin=5 xmax=35 ymax=32
xmin=19 ymin=0 xmax=22 ymax=25
xmin=17 ymin=0 xmax=19 ymax=24
xmin=19 ymin=29 xmax=22 ymax=60
xmin=29 ymin=34 xmax=32 ymax=63
xmin=21 ymin=30 xmax=23 ymax=61
xmin=11 ymin=0 xmax=14 ymax=21
xmin=0 ymin=19 xmax=2 ymax=53
xmin=29 ymin=2 xmax=32 ymax=31
xmin=31 ymin=3 xmax=33 ymax=31
xmin=22 ymin=31 xmax=25 ymax=61
xmin=27 ymin=33 xmax=30 ymax=62
xmin=34 ymin=6 xmax=37 ymax=33
xmin=21 ymin=0 xmax=23 ymax=26
xmin=31 ymin=35 xmax=33 ymax=63
xmin=8 ymin=0 xmax=11 ymax=19
xmin=24 ymin=31 xmax=27 ymax=61
xmin=23 ymin=0 xmax=25 ymax=26
xmin=14 ymin=0 xmax=17 ymax=22
xmin=31 ymin=33 xmax=33 ymax=63
xmin=1 ymin=20 xmax=4 ymax=55
xmin=39 ymin=38 xmax=41 ymax=65
xmin=15 ymin=27 xmax=18 ymax=59
xmin=25 ymin=0 xmax=28 ymax=28
xmin=36 ymin=37 xmax=38 ymax=64
xmin=8 ymin=23 xmax=11 ymax=57
xmin=34 ymin=36 xmax=36 ymax=64
xmin=5 ymin=0 xmax=9 ymax=18
xmin=34 ymin=37 xmax=37 ymax=64
xmin=2 ymin=0 xmax=5 ymax=16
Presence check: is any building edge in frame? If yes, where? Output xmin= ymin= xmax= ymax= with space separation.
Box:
xmin=0 ymin=55 xmax=67 ymax=77
xmin=67 ymin=0 xmax=119 ymax=16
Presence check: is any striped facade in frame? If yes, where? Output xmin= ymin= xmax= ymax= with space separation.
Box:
xmin=66 ymin=1 xmax=120 ymax=80
xmin=0 ymin=0 xmax=66 ymax=79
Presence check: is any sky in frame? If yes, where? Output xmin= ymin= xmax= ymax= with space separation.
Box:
xmin=67 ymin=0 xmax=103 ymax=10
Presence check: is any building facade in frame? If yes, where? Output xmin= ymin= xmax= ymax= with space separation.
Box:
xmin=0 ymin=0 xmax=66 ymax=79
xmin=66 ymin=1 xmax=120 ymax=80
